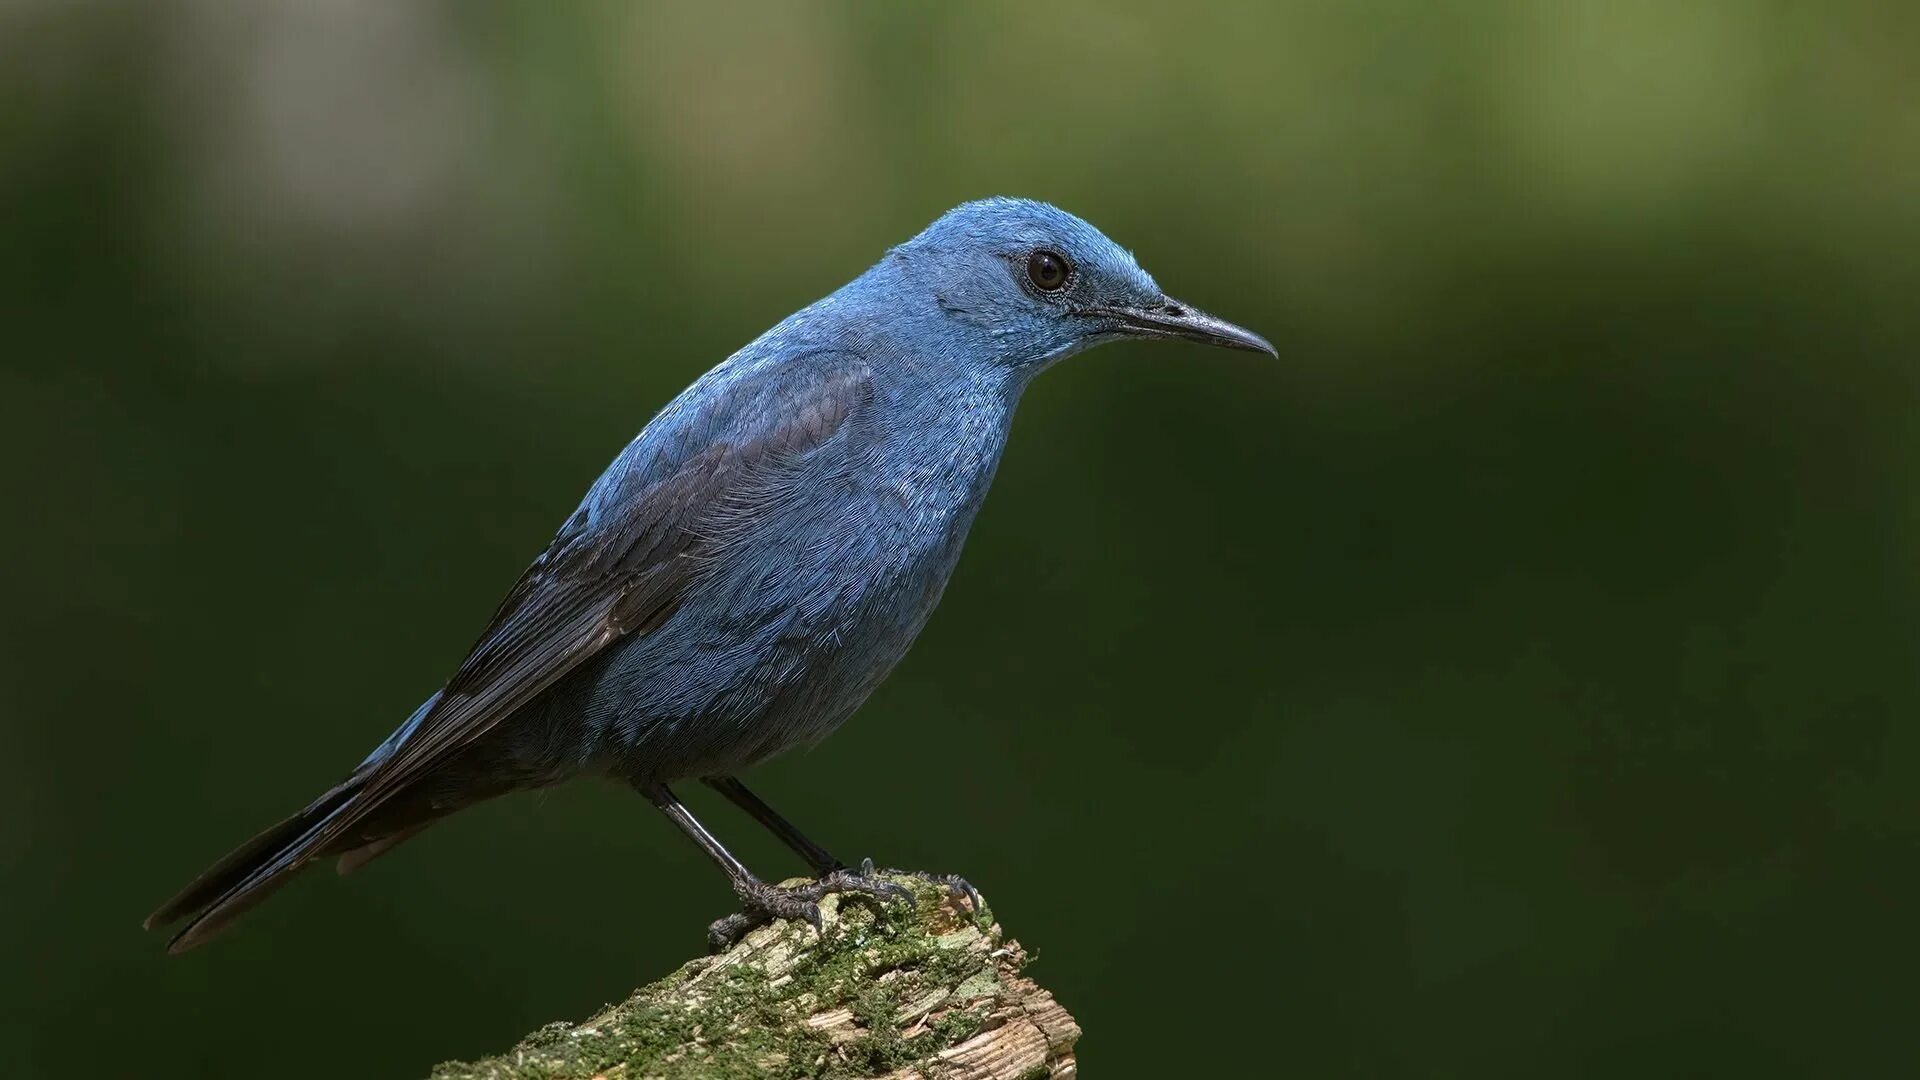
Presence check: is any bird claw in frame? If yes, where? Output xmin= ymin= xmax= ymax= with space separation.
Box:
xmin=707 ymin=868 xmax=913 ymax=951
xmin=921 ymin=871 xmax=984 ymax=914
xmin=865 ymin=863 xmax=983 ymax=915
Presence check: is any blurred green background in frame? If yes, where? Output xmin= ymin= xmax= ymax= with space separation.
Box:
xmin=5 ymin=1 xmax=1918 ymax=1076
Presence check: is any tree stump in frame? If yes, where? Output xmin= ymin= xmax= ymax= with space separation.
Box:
xmin=430 ymin=874 xmax=1079 ymax=1079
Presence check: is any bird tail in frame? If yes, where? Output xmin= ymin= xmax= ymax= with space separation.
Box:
xmin=142 ymin=778 xmax=364 ymax=954
xmin=145 ymin=692 xmax=446 ymax=953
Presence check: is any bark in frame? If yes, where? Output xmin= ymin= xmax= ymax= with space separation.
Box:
xmin=430 ymin=875 xmax=1079 ymax=1080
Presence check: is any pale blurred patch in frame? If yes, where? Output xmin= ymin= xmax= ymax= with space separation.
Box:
xmin=1492 ymin=1 xmax=1768 ymax=212
xmin=598 ymin=2 xmax=891 ymax=292
xmin=169 ymin=1 xmax=484 ymax=235
xmin=149 ymin=0 xmax=556 ymax=371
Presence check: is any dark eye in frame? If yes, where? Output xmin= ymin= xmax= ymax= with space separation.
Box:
xmin=1026 ymin=249 xmax=1071 ymax=292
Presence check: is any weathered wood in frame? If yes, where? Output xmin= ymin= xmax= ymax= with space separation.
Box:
xmin=431 ymin=875 xmax=1078 ymax=1080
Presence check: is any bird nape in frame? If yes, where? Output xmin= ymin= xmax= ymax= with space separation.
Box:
xmin=145 ymin=197 xmax=1275 ymax=954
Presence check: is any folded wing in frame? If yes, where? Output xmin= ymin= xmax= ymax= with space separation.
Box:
xmin=149 ymin=351 xmax=874 ymax=951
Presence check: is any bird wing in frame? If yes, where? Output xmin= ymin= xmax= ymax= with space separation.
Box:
xmin=152 ymin=350 xmax=877 ymax=951
xmin=312 ymin=350 xmax=876 ymax=849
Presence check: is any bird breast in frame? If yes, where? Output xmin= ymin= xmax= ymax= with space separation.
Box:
xmin=588 ymin=375 xmax=1016 ymax=777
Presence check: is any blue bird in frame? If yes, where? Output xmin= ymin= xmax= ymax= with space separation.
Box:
xmin=146 ymin=198 xmax=1274 ymax=952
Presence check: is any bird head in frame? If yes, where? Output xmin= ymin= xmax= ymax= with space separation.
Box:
xmin=886 ymin=197 xmax=1275 ymax=371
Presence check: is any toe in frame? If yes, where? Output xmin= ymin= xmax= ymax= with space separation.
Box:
xmin=816 ymin=868 xmax=913 ymax=907
xmin=909 ymin=871 xmax=983 ymax=912
xmin=707 ymin=911 xmax=757 ymax=951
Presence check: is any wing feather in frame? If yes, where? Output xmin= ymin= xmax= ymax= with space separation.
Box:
xmin=304 ymin=352 xmax=874 ymax=854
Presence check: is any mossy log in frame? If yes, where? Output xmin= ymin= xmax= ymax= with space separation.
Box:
xmin=430 ymin=875 xmax=1079 ymax=1080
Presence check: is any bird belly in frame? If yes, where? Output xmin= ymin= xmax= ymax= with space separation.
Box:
xmin=513 ymin=372 xmax=1013 ymax=787
xmin=543 ymin=480 xmax=986 ymax=785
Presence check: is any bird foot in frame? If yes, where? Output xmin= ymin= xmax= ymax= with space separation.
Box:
xmin=871 ymin=863 xmax=983 ymax=915
xmin=707 ymin=865 xmax=912 ymax=951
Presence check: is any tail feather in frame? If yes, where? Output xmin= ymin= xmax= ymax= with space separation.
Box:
xmin=335 ymin=823 xmax=429 ymax=876
xmin=146 ymin=696 xmax=448 ymax=952
xmin=144 ymin=781 xmax=360 ymax=953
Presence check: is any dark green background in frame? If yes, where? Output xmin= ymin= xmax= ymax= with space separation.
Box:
xmin=6 ymin=3 xmax=1917 ymax=1076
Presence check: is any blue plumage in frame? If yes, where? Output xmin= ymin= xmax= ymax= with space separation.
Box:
xmin=147 ymin=198 xmax=1274 ymax=951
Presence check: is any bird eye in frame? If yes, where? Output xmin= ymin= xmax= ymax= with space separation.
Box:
xmin=1026 ymin=249 xmax=1071 ymax=292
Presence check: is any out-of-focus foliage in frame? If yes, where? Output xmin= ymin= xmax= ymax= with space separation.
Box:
xmin=4 ymin=2 xmax=1916 ymax=1076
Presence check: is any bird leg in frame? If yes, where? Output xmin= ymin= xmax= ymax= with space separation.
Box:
xmin=705 ymin=776 xmax=984 ymax=917
xmin=639 ymin=782 xmax=908 ymax=950
xmin=702 ymin=776 xmax=845 ymax=875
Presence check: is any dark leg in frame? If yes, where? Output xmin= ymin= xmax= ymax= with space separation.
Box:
xmin=638 ymin=782 xmax=908 ymax=950
xmin=641 ymin=781 xmax=761 ymax=888
xmin=703 ymin=776 xmax=984 ymax=918
xmin=703 ymin=776 xmax=844 ymax=875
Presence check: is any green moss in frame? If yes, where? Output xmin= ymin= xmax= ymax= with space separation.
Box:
xmin=430 ymin=874 xmax=1031 ymax=1080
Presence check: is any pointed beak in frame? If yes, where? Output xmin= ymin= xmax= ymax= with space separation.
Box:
xmin=1091 ymin=297 xmax=1277 ymax=357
